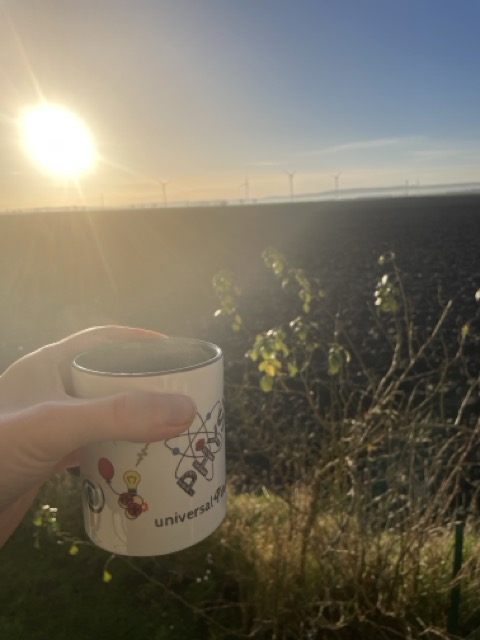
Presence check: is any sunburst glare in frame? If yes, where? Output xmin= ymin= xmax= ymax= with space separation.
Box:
xmin=20 ymin=103 xmax=96 ymax=177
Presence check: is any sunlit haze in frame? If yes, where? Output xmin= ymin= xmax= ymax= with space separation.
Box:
xmin=1 ymin=0 xmax=480 ymax=210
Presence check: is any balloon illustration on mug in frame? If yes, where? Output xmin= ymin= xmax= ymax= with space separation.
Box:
xmin=98 ymin=457 xmax=148 ymax=519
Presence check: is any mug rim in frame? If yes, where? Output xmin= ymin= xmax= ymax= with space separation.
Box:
xmin=72 ymin=337 xmax=222 ymax=377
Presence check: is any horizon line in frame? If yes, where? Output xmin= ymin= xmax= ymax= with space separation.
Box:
xmin=3 ymin=180 xmax=480 ymax=214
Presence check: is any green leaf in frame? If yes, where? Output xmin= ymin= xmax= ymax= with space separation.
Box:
xmin=69 ymin=544 xmax=80 ymax=556
xmin=287 ymin=362 xmax=299 ymax=377
xmin=262 ymin=247 xmax=287 ymax=276
xmin=260 ymin=375 xmax=274 ymax=393
xmin=374 ymin=274 xmax=399 ymax=314
xmin=233 ymin=314 xmax=243 ymax=331
xmin=378 ymin=251 xmax=395 ymax=266
xmin=328 ymin=348 xmax=343 ymax=376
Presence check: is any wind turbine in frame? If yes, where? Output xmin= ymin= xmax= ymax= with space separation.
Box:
xmin=158 ymin=180 xmax=169 ymax=206
xmin=285 ymin=171 xmax=296 ymax=201
xmin=239 ymin=176 xmax=250 ymax=202
xmin=332 ymin=172 xmax=342 ymax=199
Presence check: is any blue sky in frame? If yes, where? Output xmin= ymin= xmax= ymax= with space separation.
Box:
xmin=1 ymin=0 xmax=480 ymax=208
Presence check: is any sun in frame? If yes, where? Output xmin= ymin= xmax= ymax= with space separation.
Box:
xmin=20 ymin=103 xmax=97 ymax=177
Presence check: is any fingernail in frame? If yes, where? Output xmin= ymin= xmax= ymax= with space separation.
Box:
xmin=166 ymin=395 xmax=196 ymax=426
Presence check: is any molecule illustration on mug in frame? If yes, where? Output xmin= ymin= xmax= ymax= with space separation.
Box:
xmin=97 ymin=457 xmax=148 ymax=519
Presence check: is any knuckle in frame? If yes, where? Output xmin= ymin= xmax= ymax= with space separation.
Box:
xmin=111 ymin=391 xmax=158 ymax=433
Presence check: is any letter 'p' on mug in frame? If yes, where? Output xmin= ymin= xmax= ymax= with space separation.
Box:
xmin=72 ymin=337 xmax=226 ymax=556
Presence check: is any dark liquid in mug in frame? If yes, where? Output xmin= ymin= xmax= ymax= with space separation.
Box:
xmin=73 ymin=338 xmax=221 ymax=376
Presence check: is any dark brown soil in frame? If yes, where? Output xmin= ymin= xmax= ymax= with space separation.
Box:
xmin=1 ymin=193 xmax=480 ymax=370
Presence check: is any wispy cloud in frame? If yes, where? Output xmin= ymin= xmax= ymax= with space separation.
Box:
xmin=297 ymin=136 xmax=423 ymax=157
xmin=324 ymin=137 xmax=408 ymax=153
xmin=246 ymin=160 xmax=282 ymax=167
xmin=412 ymin=143 xmax=480 ymax=162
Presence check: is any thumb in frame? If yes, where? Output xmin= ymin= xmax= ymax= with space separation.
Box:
xmin=15 ymin=392 xmax=196 ymax=465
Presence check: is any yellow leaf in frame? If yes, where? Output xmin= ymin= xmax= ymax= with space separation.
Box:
xmin=103 ymin=569 xmax=113 ymax=583
xmin=266 ymin=362 xmax=278 ymax=377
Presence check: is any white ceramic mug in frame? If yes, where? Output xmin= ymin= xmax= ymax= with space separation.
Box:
xmin=72 ymin=337 xmax=225 ymax=556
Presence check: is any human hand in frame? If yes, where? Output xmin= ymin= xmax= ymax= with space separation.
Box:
xmin=0 ymin=326 xmax=196 ymax=547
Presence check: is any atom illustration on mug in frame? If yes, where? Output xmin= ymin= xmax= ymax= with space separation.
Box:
xmin=165 ymin=400 xmax=224 ymax=487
